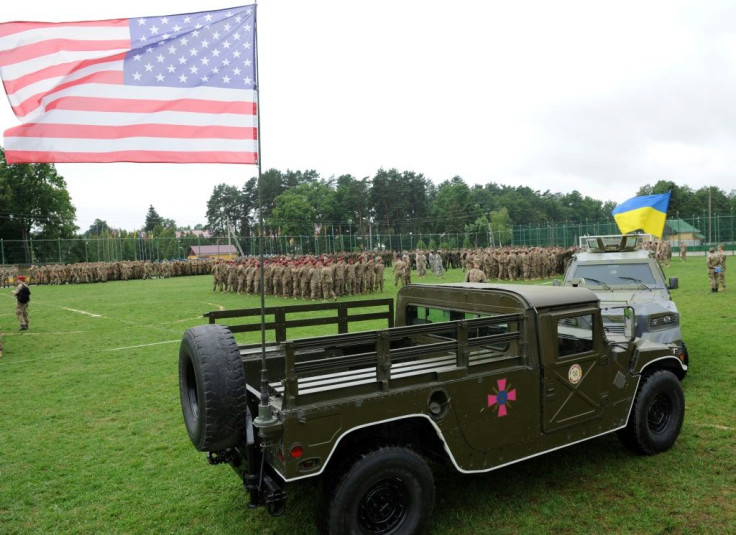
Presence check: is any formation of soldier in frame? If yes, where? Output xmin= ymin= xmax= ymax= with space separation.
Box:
xmin=211 ymin=254 xmax=388 ymax=300
xmin=0 ymin=244 xmax=596 ymax=291
xmin=451 ymin=246 xmax=571 ymax=281
xmin=393 ymin=246 xmax=570 ymax=281
xmin=4 ymin=259 xmax=213 ymax=286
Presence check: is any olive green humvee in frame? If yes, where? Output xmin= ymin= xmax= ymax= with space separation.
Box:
xmin=179 ymin=283 xmax=685 ymax=535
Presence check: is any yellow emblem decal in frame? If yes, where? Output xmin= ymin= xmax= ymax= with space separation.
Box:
xmin=568 ymin=364 xmax=583 ymax=385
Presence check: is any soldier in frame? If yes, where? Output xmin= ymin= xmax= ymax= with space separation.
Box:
xmin=236 ymin=261 xmax=247 ymax=294
xmin=321 ymin=262 xmax=337 ymax=302
xmin=465 ymin=262 xmax=488 ymax=283
xmin=310 ymin=262 xmax=323 ymax=301
xmin=245 ymin=261 xmax=256 ymax=294
xmin=271 ymin=261 xmax=283 ymax=297
xmin=300 ymin=261 xmax=312 ymax=299
xmin=263 ymin=261 xmax=273 ymax=295
xmin=375 ymin=256 xmax=385 ymax=291
xmin=521 ymin=249 xmax=532 ymax=280
xmin=13 ymin=275 xmax=31 ymax=330
xmin=497 ymin=250 xmax=509 ymax=281
xmin=291 ymin=261 xmax=302 ymax=299
xmin=365 ymin=258 xmax=376 ymax=293
xmin=416 ymin=251 xmax=427 ymax=278
xmin=211 ymin=260 xmax=224 ymax=292
xmin=253 ymin=262 xmax=262 ymax=295
xmin=226 ymin=262 xmax=238 ymax=292
xmin=679 ymin=242 xmax=687 ymax=262
xmin=392 ymin=257 xmax=405 ymax=287
xmin=508 ymin=251 xmax=520 ymax=281
xmin=281 ymin=261 xmax=293 ymax=298
xmin=334 ymin=257 xmax=346 ymax=297
xmin=706 ymin=247 xmax=720 ymax=293
xmin=346 ymin=259 xmax=357 ymax=295
xmin=437 ymin=250 xmax=447 ymax=278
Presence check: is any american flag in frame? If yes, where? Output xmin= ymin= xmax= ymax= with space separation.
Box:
xmin=0 ymin=5 xmax=257 ymax=164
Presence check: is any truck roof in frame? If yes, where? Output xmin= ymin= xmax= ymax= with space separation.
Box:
xmin=400 ymin=282 xmax=599 ymax=309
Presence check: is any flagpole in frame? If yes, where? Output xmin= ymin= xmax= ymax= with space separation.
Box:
xmin=253 ymin=2 xmax=275 ymax=427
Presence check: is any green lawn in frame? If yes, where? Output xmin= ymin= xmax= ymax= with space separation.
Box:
xmin=0 ymin=259 xmax=733 ymax=534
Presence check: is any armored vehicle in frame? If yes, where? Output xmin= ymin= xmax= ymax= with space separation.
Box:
xmin=179 ymin=283 xmax=686 ymax=534
xmin=561 ymin=234 xmax=687 ymax=376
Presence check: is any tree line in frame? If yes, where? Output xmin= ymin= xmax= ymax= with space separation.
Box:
xmin=203 ymin=169 xmax=735 ymax=241
xmin=2 ymin=145 xmax=735 ymax=259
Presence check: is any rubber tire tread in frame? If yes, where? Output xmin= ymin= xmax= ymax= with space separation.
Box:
xmin=179 ymin=324 xmax=247 ymax=451
xmin=617 ymin=369 xmax=685 ymax=455
xmin=322 ymin=446 xmax=435 ymax=535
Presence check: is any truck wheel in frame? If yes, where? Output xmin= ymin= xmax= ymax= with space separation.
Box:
xmin=323 ymin=447 xmax=435 ymax=535
xmin=179 ymin=324 xmax=247 ymax=452
xmin=617 ymin=370 xmax=684 ymax=455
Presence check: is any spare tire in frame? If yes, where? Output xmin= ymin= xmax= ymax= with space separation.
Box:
xmin=179 ymin=324 xmax=247 ymax=451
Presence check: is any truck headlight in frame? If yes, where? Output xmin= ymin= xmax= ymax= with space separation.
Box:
xmin=648 ymin=314 xmax=678 ymax=329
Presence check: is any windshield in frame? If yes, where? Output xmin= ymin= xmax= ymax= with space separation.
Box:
xmin=570 ymin=263 xmax=659 ymax=287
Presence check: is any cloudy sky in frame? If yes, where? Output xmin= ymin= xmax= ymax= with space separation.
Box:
xmin=1 ymin=0 xmax=733 ymax=231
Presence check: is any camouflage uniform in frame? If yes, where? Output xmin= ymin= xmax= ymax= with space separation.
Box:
xmin=236 ymin=262 xmax=247 ymax=294
xmin=333 ymin=259 xmax=346 ymax=297
xmin=393 ymin=259 xmax=406 ymax=287
xmin=310 ymin=263 xmax=323 ymax=300
xmin=416 ymin=252 xmax=427 ymax=277
xmin=375 ymin=258 xmax=385 ymax=291
xmin=13 ymin=277 xmax=30 ymax=330
xmin=706 ymin=248 xmax=720 ymax=292
xmin=321 ymin=264 xmax=337 ymax=301
xmin=465 ymin=264 xmax=487 ymax=283
xmin=346 ymin=261 xmax=357 ymax=295
xmin=300 ymin=263 xmax=312 ymax=298
xmin=212 ymin=261 xmax=224 ymax=292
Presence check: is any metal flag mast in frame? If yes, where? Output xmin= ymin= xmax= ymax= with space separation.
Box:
xmin=252 ymin=2 xmax=277 ymax=429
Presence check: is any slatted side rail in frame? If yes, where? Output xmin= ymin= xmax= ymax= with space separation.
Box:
xmin=279 ymin=314 xmax=523 ymax=408
xmin=204 ymin=299 xmax=394 ymax=343
xmin=286 ymin=313 xmax=520 ymax=356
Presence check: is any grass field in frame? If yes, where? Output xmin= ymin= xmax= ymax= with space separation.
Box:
xmin=1 ymin=259 xmax=734 ymax=534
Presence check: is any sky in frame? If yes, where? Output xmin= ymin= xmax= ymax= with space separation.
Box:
xmin=1 ymin=0 xmax=735 ymax=232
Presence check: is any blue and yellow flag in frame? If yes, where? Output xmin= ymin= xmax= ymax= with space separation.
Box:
xmin=611 ymin=192 xmax=671 ymax=238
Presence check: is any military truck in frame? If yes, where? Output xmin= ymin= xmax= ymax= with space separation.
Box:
xmin=179 ymin=283 xmax=686 ymax=534
xmin=560 ymin=234 xmax=688 ymax=376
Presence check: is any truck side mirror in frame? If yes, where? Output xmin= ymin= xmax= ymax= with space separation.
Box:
xmin=624 ymin=306 xmax=636 ymax=341
xmin=668 ymin=277 xmax=678 ymax=290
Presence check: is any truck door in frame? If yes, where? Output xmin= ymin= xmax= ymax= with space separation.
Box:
xmin=540 ymin=309 xmax=607 ymax=432
xmin=444 ymin=315 xmax=540 ymax=458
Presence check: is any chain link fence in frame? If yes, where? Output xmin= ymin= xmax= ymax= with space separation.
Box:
xmin=2 ymin=214 xmax=734 ymax=266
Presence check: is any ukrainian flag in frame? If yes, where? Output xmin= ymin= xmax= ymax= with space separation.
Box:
xmin=611 ymin=192 xmax=671 ymax=238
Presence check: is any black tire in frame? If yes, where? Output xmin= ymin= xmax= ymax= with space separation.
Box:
xmin=179 ymin=324 xmax=247 ymax=451
xmin=617 ymin=370 xmax=685 ymax=455
xmin=322 ymin=447 xmax=435 ymax=535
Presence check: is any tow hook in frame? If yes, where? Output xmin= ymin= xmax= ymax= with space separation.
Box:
xmin=266 ymin=490 xmax=287 ymax=517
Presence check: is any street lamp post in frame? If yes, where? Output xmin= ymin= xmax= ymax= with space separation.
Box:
xmin=348 ymin=218 xmax=352 ymax=252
